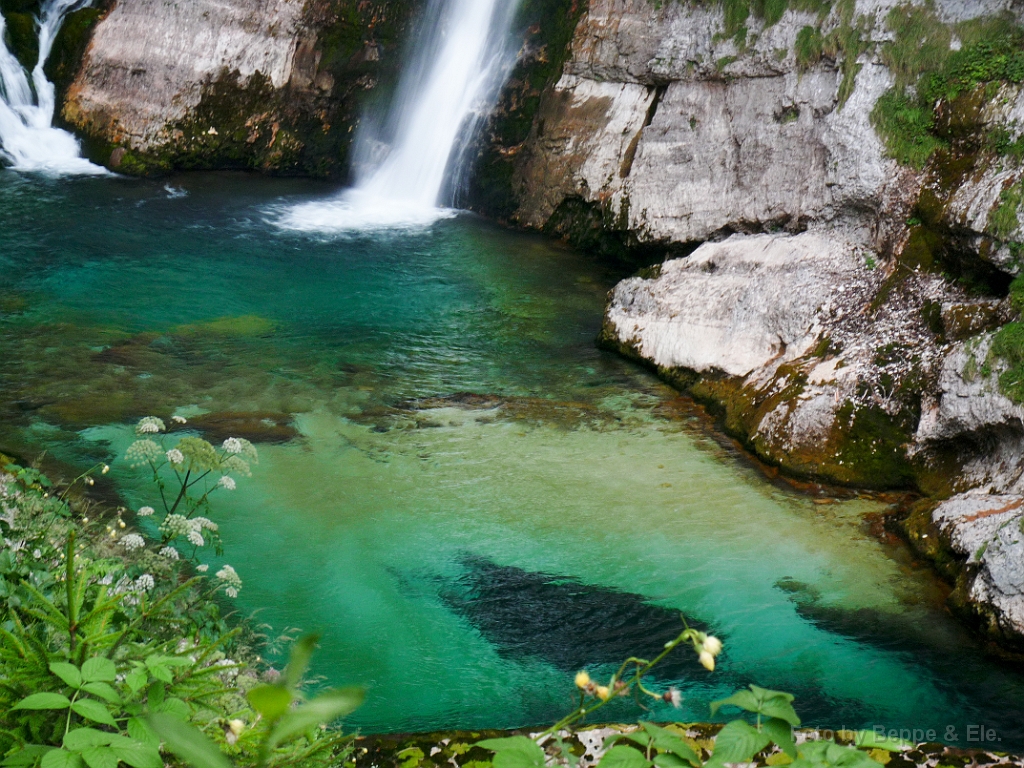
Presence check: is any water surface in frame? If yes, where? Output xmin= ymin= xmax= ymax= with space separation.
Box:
xmin=2 ymin=172 xmax=1023 ymax=748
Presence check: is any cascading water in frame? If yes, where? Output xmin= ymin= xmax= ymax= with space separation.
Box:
xmin=277 ymin=0 xmax=521 ymax=231
xmin=0 ymin=0 xmax=106 ymax=174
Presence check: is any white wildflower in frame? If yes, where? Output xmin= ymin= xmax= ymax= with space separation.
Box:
xmin=137 ymin=506 xmax=155 ymax=517
xmin=121 ymin=534 xmax=145 ymax=552
xmin=166 ymin=448 xmax=184 ymax=465
xmin=160 ymin=514 xmax=191 ymax=538
xmin=125 ymin=439 xmax=162 ymax=467
xmin=32 ymin=549 xmax=41 ymax=559
xmin=187 ymin=530 xmax=205 ymax=548
xmin=171 ymin=415 xmax=187 ymax=424
xmin=192 ymin=517 xmax=219 ymax=532
xmin=218 ymin=476 xmax=236 ymax=491
xmin=703 ymin=636 xmax=723 ymax=657
xmin=135 ymin=417 xmax=166 ymax=435
xmin=216 ymin=564 xmax=242 ymax=593
xmin=222 ymin=437 xmax=243 ymax=455
xmin=135 ymin=574 xmax=155 ymax=592
xmin=196 ymin=564 xmax=209 ymax=573
xmin=159 ymin=546 xmax=180 ymax=560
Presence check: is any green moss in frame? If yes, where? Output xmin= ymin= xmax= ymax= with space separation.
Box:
xmin=3 ymin=11 xmax=38 ymax=70
xmin=989 ymin=183 xmax=1023 ymax=241
xmin=872 ymin=9 xmax=1024 ymax=170
xmin=992 ymin=321 xmax=1024 ymax=403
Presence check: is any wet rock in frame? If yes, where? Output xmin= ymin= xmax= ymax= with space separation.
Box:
xmin=186 ymin=411 xmax=299 ymax=444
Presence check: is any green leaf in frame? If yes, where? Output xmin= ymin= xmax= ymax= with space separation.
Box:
xmin=64 ymin=730 xmax=116 ymax=751
xmin=81 ymin=658 xmax=116 ymax=684
xmin=706 ymin=721 xmax=771 ymax=768
xmin=152 ymin=697 xmax=190 ymax=721
xmin=3 ymin=746 xmax=55 ymax=767
xmin=709 ymin=690 xmax=759 ymax=718
xmin=598 ymin=746 xmax=651 ymax=768
xmin=81 ymin=683 xmax=121 ymax=705
xmin=13 ymin=693 xmax=72 ymax=711
xmin=850 ymin=731 xmax=910 ymax=752
xmin=126 ymin=719 xmax=159 ymax=748
xmin=763 ymin=718 xmax=797 ymax=758
xmin=749 ymin=685 xmax=795 ymax=703
xmin=124 ymin=671 xmax=147 ymax=694
xmin=246 ymin=684 xmax=293 ymax=722
xmin=283 ymin=634 xmax=320 ymax=689
xmin=792 ymin=741 xmax=882 ymax=768
xmin=40 ymin=751 xmax=83 ymax=768
xmin=145 ymin=665 xmax=172 ymax=684
xmin=50 ymin=663 xmax=83 ymax=689
xmin=476 ymin=737 xmax=546 ymax=768
xmin=70 ymin=700 xmax=117 ymax=726
xmin=109 ymin=741 xmax=163 ymax=768
xmin=639 ymin=723 xmax=701 ymax=767
xmin=758 ymin=697 xmax=801 ymax=727
xmin=79 ymin=747 xmax=117 ymax=768
xmin=148 ymin=713 xmax=233 ymax=768
xmin=267 ymin=687 xmax=365 ymax=749
xmin=653 ymin=755 xmax=691 ymax=768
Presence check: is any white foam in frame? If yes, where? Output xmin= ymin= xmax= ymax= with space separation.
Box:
xmin=274 ymin=0 xmax=520 ymax=233
xmin=0 ymin=0 xmax=109 ymax=176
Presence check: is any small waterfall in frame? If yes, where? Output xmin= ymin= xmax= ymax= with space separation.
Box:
xmin=0 ymin=0 xmax=106 ymax=175
xmin=278 ymin=0 xmax=521 ymax=232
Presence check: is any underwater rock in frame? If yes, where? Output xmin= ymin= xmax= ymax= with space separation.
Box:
xmin=186 ymin=411 xmax=299 ymax=445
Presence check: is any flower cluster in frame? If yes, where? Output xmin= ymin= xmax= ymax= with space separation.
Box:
xmin=125 ymin=439 xmax=162 ymax=468
xmin=120 ymin=533 xmax=145 ymax=552
xmin=135 ymin=417 xmax=166 ymax=435
xmin=216 ymin=564 xmax=242 ymax=598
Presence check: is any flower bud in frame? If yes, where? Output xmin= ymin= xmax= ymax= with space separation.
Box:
xmin=596 ymin=685 xmax=611 ymax=701
xmin=228 ymin=719 xmax=244 ymax=736
xmin=699 ymin=651 xmax=715 ymax=671
xmin=703 ymin=636 xmax=723 ymax=657
xmin=101 ymin=464 xmax=110 ymax=474
xmin=575 ymin=671 xmax=591 ymax=689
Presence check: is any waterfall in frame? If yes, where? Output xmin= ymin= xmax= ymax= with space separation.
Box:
xmin=278 ymin=0 xmax=521 ymax=232
xmin=0 ymin=0 xmax=106 ymax=175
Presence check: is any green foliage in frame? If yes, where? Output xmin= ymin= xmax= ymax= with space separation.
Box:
xmin=991 ymin=321 xmax=1024 ymax=403
xmin=870 ymin=91 xmax=944 ymax=169
xmin=872 ymin=8 xmax=1024 ymax=169
xmin=989 ymin=183 xmax=1023 ymax=240
xmin=879 ymin=4 xmax=951 ymax=90
xmin=1 ymin=419 xmax=356 ymax=768
xmin=794 ymin=26 xmax=824 ymax=72
xmin=151 ymin=636 xmax=363 ymax=768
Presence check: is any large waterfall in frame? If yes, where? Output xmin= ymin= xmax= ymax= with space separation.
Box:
xmin=0 ymin=0 xmax=105 ymax=174
xmin=278 ymin=0 xmax=521 ymax=231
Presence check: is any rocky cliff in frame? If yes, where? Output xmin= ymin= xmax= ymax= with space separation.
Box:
xmin=55 ymin=0 xmax=583 ymax=177
xmin=498 ymin=0 xmax=1024 ymax=648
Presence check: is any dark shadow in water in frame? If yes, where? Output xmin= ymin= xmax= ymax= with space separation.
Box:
xmin=776 ymin=578 xmax=1024 ymax=750
xmin=434 ymin=555 xmax=881 ymax=730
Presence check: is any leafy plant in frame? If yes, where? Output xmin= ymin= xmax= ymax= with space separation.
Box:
xmin=149 ymin=635 xmax=364 ymax=768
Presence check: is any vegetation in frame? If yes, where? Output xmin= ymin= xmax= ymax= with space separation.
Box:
xmin=0 ymin=416 xmax=360 ymax=768
xmin=871 ymin=7 xmax=1024 ymax=169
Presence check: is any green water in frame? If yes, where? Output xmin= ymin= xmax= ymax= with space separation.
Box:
xmin=2 ymin=172 xmax=1024 ymax=748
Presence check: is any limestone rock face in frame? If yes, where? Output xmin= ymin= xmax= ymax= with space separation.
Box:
xmin=933 ymin=494 xmax=1024 ymax=644
xmin=65 ymin=0 xmax=304 ymax=148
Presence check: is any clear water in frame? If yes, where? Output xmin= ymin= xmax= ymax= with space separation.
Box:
xmin=3 ymin=172 xmax=1024 ymax=748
